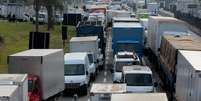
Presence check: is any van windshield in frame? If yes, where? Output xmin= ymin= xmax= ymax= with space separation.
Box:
xmin=115 ymin=61 xmax=133 ymax=72
xmin=64 ymin=64 xmax=85 ymax=75
xmin=125 ymin=74 xmax=152 ymax=86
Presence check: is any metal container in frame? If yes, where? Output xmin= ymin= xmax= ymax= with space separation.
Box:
xmin=0 ymin=85 xmax=20 ymax=101
xmin=0 ymin=74 xmax=28 ymax=101
xmin=8 ymin=49 xmax=64 ymax=100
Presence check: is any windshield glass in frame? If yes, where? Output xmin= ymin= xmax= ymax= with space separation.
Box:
xmin=115 ymin=61 xmax=133 ymax=72
xmin=64 ymin=64 xmax=85 ymax=75
xmin=125 ymin=74 xmax=152 ymax=86
xmin=88 ymin=54 xmax=94 ymax=64
xmin=28 ymin=80 xmax=33 ymax=92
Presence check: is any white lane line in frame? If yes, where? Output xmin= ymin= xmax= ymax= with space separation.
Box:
xmin=103 ymin=78 xmax=107 ymax=83
xmin=104 ymin=71 xmax=107 ymax=76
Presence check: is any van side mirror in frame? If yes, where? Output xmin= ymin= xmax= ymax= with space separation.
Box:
xmin=110 ymin=69 xmax=114 ymax=73
xmin=86 ymin=71 xmax=88 ymax=75
xmin=154 ymin=82 xmax=158 ymax=87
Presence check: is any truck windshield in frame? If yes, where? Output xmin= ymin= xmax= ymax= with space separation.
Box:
xmin=64 ymin=64 xmax=85 ymax=75
xmin=88 ymin=54 xmax=94 ymax=64
xmin=116 ymin=62 xmax=133 ymax=72
xmin=125 ymin=74 xmax=152 ymax=86
xmin=28 ymin=80 xmax=34 ymax=92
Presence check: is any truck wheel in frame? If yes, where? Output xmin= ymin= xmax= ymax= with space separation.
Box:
xmin=82 ymin=84 xmax=88 ymax=95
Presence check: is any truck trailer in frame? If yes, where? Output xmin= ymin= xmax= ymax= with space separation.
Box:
xmin=112 ymin=19 xmax=144 ymax=57
xmin=0 ymin=74 xmax=28 ymax=101
xmin=8 ymin=49 xmax=65 ymax=101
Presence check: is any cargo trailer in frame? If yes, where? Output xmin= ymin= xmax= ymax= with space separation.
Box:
xmin=159 ymin=33 xmax=201 ymax=99
xmin=147 ymin=16 xmax=189 ymax=55
xmin=8 ymin=49 xmax=64 ymax=100
xmin=176 ymin=50 xmax=201 ymax=101
xmin=111 ymin=93 xmax=168 ymax=101
xmin=0 ymin=85 xmax=20 ymax=101
xmin=0 ymin=74 xmax=28 ymax=101
xmin=112 ymin=19 xmax=144 ymax=57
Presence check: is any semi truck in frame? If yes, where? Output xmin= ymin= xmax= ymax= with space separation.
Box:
xmin=70 ymin=36 xmax=104 ymax=71
xmin=0 ymin=74 xmax=28 ymax=101
xmin=176 ymin=50 xmax=201 ymax=101
xmin=8 ymin=49 xmax=65 ymax=101
xmin=158 ymin=33 xmax=201 ymax=100
xmin=112 ymin=52 xmax=141 ymax=83
xmin=112 ymin=18 xmax=144 ymax=57
xmin=111 ymin=93 xmax=168 ymax=101
xmin=76 ymin=21 xmax=106 ymax=59
xmin=0 ymin=85 xmax=21 ymax=101
xmin=64 ymin=52 xmax=91 ymax=95
xmin=122 ymin=65 xmax=156 ymax=93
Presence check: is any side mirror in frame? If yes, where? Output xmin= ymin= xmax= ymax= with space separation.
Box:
xmin=154 ymin=82 xmax=158 ymax=87
xmin=86 ymin=71 xmax=88 ymax=75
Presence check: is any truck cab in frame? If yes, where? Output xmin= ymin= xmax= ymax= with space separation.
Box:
xmin=122 ymin=65 xmax=154 ymax=93
xmin=113 ymin=52 xmax=141 ymax=83
xmin=28 ymin=74 xmax=41 ymax=101
xmin=64 ymin=53 xmax=90 ymax=94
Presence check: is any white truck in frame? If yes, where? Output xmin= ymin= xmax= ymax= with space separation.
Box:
xmin=147 ymin=3 xmax=159 ymax=16
xmin=0 ymin=74 xmax=28 ymax=101
xmin=70 ymin=36 xmax=104 ymax=80
xmin=176 ymin=50 xmax=201 ymax=101
xmin=0 ymin=85 xmax=21 ymax=101
xmin=122 ymin=65 xmax=156 ymax=93
xmin=90 ymin=83 xmax=127 ymax=101
xmin=64 ymin=52 xmax=91 ymax=95
xmin=112 ymin=52 xmax=141 ymax=83
xmin=111 ymin=93 xmax=168 ymax=101
xmin=8 ymin=49 xmax=65 ymax=101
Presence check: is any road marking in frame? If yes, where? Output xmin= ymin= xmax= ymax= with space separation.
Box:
xmin=104 ymin=71 xmax=107 ymax=76
xmin=103 ymin=78 xmax=107 ymax=83
xmin=87 ymin=98 xmax=90 ymax=101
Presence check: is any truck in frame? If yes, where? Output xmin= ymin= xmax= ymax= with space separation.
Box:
xmin=147 ymin=3 xmax=159 ymax=16
xmin=8 ymin=49 xmax=65 ymax=101
xmin=0 ymin=85 xmax=21 ymax=101
xmin=112 ymin=52 xmax=141 ymax=83
xmin=147 ymin=16 xmax=189 ymax=55
xmin=70 ymin=36 xmax=104 ymax=71
xmin=122 ymin=65 xmax=156 ymax=93
xmin=64 ymin=52 xmax=90 ymax=95
xmin=111 ymin=93 xmax=168 ymax=101
xmin=0 ymin=74 xmax=28 ymax=101
xmin=90 ymin=83 xmax=127 ymax=101
xmin=159 ymin=33 xmax=201 ymax=100
xmin=176 ymin=50 xmax=201 ymax=101
xmin=76 ymin=21 xmax=106 ymax=59
xmin=112 ymin=19 xmax=144 ymax=57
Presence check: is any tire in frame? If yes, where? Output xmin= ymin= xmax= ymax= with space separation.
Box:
xmin=81 ymin=84 xmax=88 ymax=95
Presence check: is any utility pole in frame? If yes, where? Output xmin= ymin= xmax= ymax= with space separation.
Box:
xmin=34 ymin=0 xmax=39 ymax=32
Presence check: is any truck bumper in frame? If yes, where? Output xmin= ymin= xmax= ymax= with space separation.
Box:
xmin=64 ymin=83 xmax=87 ymax=93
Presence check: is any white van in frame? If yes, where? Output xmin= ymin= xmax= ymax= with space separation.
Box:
xmin=64 ymin=52 xmax=90 ymax=94
xmin=122 ymin=65 xmax=156 ymax=93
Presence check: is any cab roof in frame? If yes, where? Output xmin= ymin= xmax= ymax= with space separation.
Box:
xmin=64 ymin=52 xmax=88 ymax=64
xmin=123 ymin=65 xmax=152 ymax=74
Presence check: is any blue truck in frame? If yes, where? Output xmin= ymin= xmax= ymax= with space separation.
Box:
xmin=76 ymin=20 xmax=106 ymax=62
xmin=112 ymin=21 xmax=144 ymax=57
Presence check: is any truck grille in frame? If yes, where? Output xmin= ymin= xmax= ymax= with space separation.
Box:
xmin=65 ymin=83 xmax=80 ymax=89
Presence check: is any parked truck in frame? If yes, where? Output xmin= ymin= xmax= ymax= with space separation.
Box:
xmin=0 ymin=85 xmax=21 ymax=101
xmin=0 ymin=74 xmax=28 ymax=101
xmin=112 ymin=52 xmax=141 ymax=83
xmin=111 ymin=93 xmax=168 ymax=101
xmin=76 ymin=21 xmax=106 ymax=59
xmin=64 ymin=52 xmax=90 ymax=95
xmin=112 ymin=19 xmax=144 ymax=57
xmin=122 ymin=65 xmax=156 ymax=93
xmin=8 ymin=49 xmax=65 ymax=101
xmin=176 ymin=50 xmax=201 ymax=101
xmin=70 ymin=36 xmax=104 ymax=71
xmin=159 ymin=33 xmax=201 ymax=100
